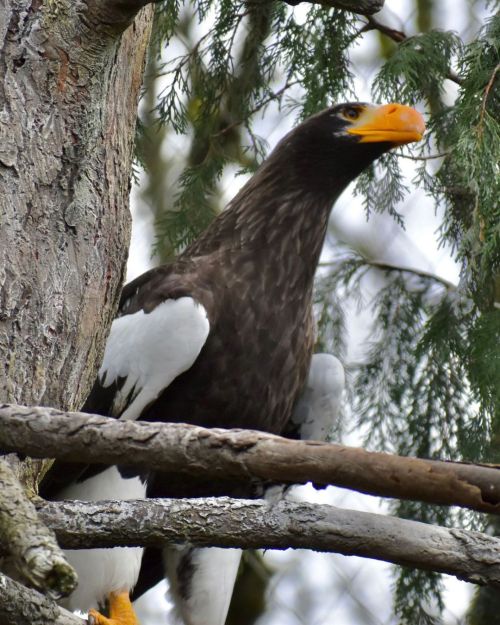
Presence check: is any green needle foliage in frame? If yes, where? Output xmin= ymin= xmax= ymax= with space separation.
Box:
xmin=138 ymin=1 xmax=500 ymax=623
xmin=147 ymin=1 xmax=358 ymax=252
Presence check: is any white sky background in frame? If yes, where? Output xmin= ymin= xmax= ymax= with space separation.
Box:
xmin=130 ymin=1 xmax=489 ymax=623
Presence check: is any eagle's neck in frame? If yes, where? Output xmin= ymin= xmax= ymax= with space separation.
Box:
xmin=187 ymin=162 xmax=341 ymax=290
xmin=185 ymin=119 xmax=388 ymax=282
xmin=238 ymin=189 xmax=333 ymax=283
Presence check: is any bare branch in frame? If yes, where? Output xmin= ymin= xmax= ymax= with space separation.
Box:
xmin=89 ymin=0 xmax=384 ymax=30
xmin=362 ymin=14 xmax=406 ymax=42
xmin=282 ymin=0 xmax=385 ymax=16
xmin=0 ymin=572 xmax=84 ymax=625
xmin=33 ymin=497 xmax=500 ymax=588
xmin=1 ymin=404 xmax=500 ymax=515
xmin=319 ymin=258 xmax=457 ymax=290
xmin=0 ymin=458 xmax=77 ymax=596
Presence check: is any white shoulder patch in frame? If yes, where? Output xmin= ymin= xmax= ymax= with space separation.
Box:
xmin=292 ymin=353 xmax=345 ymax=442
xmin=100 ymin=297 xmax=210 ymax=420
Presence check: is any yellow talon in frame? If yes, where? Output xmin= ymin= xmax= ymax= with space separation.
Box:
xmin=87 ymin=591 xmax=140 ymax=625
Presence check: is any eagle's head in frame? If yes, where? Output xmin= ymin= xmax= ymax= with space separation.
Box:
xmin=328 ymin=102 xmax=425 ymax=145
xmin=271 ymin=102 xmax=425 ymax=197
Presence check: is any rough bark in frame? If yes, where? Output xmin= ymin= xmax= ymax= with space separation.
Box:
xmin=0 ymin=458 xmax=76 ymax=595
xmin=0 ymin=0 xmax=385 ymax=614
xmin=0 ymin=572 xmax=84 ymax=625
xmin=2 ymin=404 xmax=500 ymax=515
xmin=0 ymin=0 xmax=154 ymax=601
xmin=30 ymin=497 xmax=500 ymax=588
xmin=0 ymin=0 xmax=153 ymax=413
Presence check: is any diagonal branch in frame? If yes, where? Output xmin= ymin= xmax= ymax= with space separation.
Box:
xmin=319 ymin=258 xmax=457 ymax=290
xmin=1 ymin=404 xmax=500 ymax=515
xmin=0 ymin=457 xmax=77 ymax=596
xmin=32 ymin=497 xmax=500 ymax=588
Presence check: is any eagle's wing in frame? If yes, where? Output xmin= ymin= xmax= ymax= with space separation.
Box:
xmin=98 ymin=296 xmax=209 ymax=421
xmin=41 ymin=283 xmax=210 ymax=498
xmin=40 ymin=283 xmax=210 ymax=615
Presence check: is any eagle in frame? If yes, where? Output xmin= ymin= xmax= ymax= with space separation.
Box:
xmin=41 ymin=102 xmax=424 ymax=625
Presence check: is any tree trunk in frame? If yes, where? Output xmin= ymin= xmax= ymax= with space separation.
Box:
xmin=0 ymin=0 xmax=153 ymax=410
xmin=0 ymin=0 xmax=154 ymax=599
xmin=0 ymin=0 xmax=154 ymax=487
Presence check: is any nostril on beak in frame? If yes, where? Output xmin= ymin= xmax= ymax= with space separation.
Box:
xmin=386 ymin=105 xmax=398 ymax=115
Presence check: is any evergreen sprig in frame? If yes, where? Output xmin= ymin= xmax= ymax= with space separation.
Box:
xmin=314 ymin=254 xmax=486 ymax=621
xmin=436 ymin=16 xmax=500 ymax=310
xmin=152 ymin=2 xmax=359 ymax=253
xmin=353 ymin=151 xmax=408 ymax=227
xmin=372 ymin=30 xmax=463 ymax=106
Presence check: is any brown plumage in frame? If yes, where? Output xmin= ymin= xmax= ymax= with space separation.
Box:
xmin=41 ymin=102 xmax=425 ymax=620
xmin=101 ymin=103 xmax=413 ymax=436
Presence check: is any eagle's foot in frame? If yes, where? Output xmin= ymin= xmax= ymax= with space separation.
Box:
xmin=87 ymin=591 xmax=140 ymax=625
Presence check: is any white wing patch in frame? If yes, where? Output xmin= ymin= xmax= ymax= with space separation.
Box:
xmin=291 ymin=353 xmax=345 ymax=442
xmin=100 ymin=297 xmax=210 ymax=420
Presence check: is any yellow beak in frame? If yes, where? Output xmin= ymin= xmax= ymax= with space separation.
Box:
xmin=347 ymin=103 xmax=425 ymax=145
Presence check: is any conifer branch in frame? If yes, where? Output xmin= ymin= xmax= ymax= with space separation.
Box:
xmin=479 ymin=62 xmax=500 ymax=136
xmin=362 ymin=15 xmax=463 ymax=86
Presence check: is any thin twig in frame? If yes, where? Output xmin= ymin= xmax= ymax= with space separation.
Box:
xmin=212 ymin=80 xmax=300 ymax=138
xmin=478 ymin=61 xmax=500 ymax=137
xmin=368 ymin=259 xmax=456 ymax=289
xmin=398 ymin=151 xmax=449 ymax=161
xmin=320 ymin=258 xmax=456 ymax=290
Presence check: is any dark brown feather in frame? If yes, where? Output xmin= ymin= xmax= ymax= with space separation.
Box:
xmin=42 ymin=104 xmax=401 ymax=600
xmin=43 ymin=105 xmax=390 ymax=501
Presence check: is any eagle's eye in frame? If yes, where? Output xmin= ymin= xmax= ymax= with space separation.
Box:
xmin=342 ymin=107 xmax=361 ymax=121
